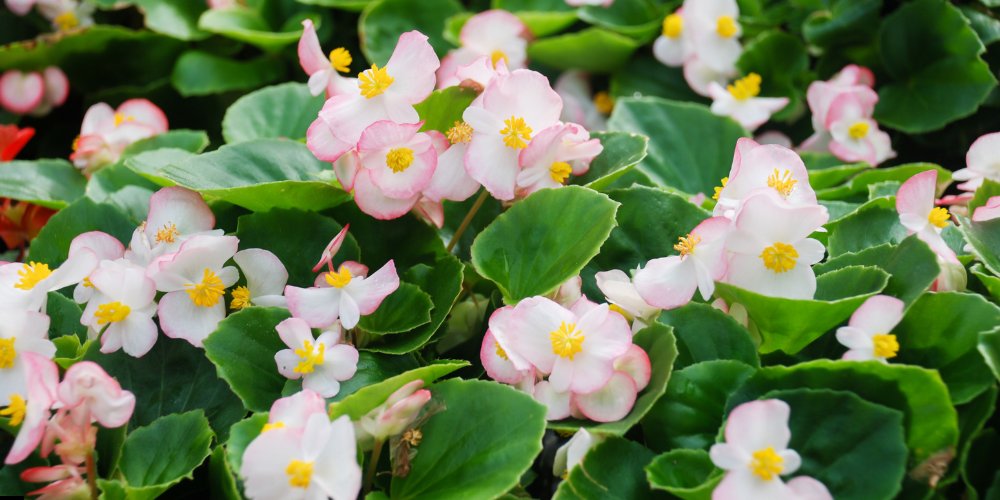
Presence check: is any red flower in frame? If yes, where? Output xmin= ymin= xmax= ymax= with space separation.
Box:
xmin=0 ymin=124 xmax=35 ymax=161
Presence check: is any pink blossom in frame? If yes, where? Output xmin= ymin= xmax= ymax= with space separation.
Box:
xmin=351 ymin=120 xmax=438 ymax=219
xmin=29 ymin=67 xmax=69 ymax=117
xmin=5 ymin=353 xmax=59 ymax=465
xmin=954 ymin=132 xmax=1000 ymax=192
xmin=0 ymin=310 xmax=55 ymax=404
xmin=80 ymin=259 xmax=158 ymax=357
xmin=298 ymin=19 xmax=357 ymax=98
xmin=516 ymin=122 xmax=602 ymax=197
xmin=973 ymin=196 xmax=1000 ymax=221
xmin=708 ymin=73 xmax=788 ymax=131
xmin=714 ymin=138 xmax=817 ymax=218
xmin=285 ymin=260 xmax=399 ymax=330
xmin=70 ymin=99 xmax=168 ymax=173
xmin=232 ymin=249 xmax=288 ymax=309
xmin=264 ymin=389 xmax=328 ymax=434
xmin=895 ymin=170 xmax=967 ymax=291
xmin=0 ymin=70 xmax=43 ymax=115
xmin=274 ymin=318 xmax=359 ymax=398
xmin=357 ymin=380 xmax=431 ymax=442
xmin=69 ymin=231 xmax=126 ymax=305
xmin=20 ymin=464 xmax=88 ymax=500
xmin=634 ymin=216 xmax=731 ymax=309
xmin=825 ymin=93 xmax=894 ymax=166
xmin=438 ymin=10 xmax=529 ymax=88
xmin=57 ymin=361 xmax=135 ymax=429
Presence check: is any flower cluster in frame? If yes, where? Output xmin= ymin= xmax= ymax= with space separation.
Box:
xmin=4 ymin=0 xmax=93 ymax=31
xmin=70 ymin=99 xmax=169 ymax=174
xmin=0 ymin=67 xmax=68 ymax=117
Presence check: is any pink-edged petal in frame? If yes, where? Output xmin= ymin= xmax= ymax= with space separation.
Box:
xmin=482 ymin=69 xmax=563 ymax=131
xmin=5 ymin=0 xmax=35 ymax=15
xmin=424 ymin=144 xmax=480 ymax=202
xmin=481 ymin=329 xmax=526 ymax=384
xmin=321 ymin=94 xmax=390 ymax=147
xmin=275 ymin=349 xmax=302 ymax=379
xmin=787 ymin=476 xmax=833 ymax=500
xmin=333 ymin=150 xmax=360 ymax=190
xmin=896 ymin=170 xmax=937 ymax=222
xmin=613 ymin=345 xmax=651 ymax=391
xmin=723 ymin=399 xmax=792 ymax=453
xmin=0 ymin=71 xmax=43 ymax=114
xmin=235 ymin=249 xmax=288 ymax=297
xmin=347 ymin=260 xmax=399 ymax=315
xmin=307 ymin=117 xmax=353 ymax=163
xmin=285 ymin=286 xmax=340 ymax=329
xmin=298 ymin=19 xmax=329 ymax=76
xmin=146 ymin=186 xmax=215 ymax=239
xmin=276 ymin=317 xmax=315 ymax=350
xmin=633 ymin=256 xmax=699 ymax=310
xmin=69 ymin=231 xmax=125 ymax=261
xmin=504 ymin=297 xmax=575 ymax=374
xmin=384 ymin=31 xmax=440 ymax=104
xmin=973 ymin=196 xmax=1000 ymax=221
xmin=320 ymin=341 xmax=359 ymax=381
xmin=712 ymin=469 xmax=794 ymax=500
xmin=532 ymin=380 xmax=571 ymax=420
xmin=352 ymin=171 xmax=420 ymax=219
xmin=116 ymin=99 xmax=168 ymax=133
xmin=41 ymin=67 xmax=69 ymax=107
xmin=157 ymin=291 xmax=225 ymax=347
xmin=848 ymin=294 xmax=903 ymax=334
xmin=365 ymin=141 xmax=436 ymax=198
xmin=574 ymin=371 xmax=637 ymax=423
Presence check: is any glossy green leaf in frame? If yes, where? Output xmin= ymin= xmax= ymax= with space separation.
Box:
xmin=492 ymin=0 xmax=576 ymax=37
xmin=814 ymin=235 xmax=939 ymax=306
xmin=328 ymin=360 xmax=468 ymax=419
xmin=554 ymin=437 xmax=658 ymax=499
xmin=28 ymin=198 xmax=134 ymax=268
xmin=225 ymin=413 xmax=268 ymax=476
xmin=528 ymin=28 xmax=642 ymax=73
xmin=971 ymin=263 xmax=1000 ymax=303
xmin=825 ymin=197 xmax=908 ymax=256
xmin=979 ymin=326 xmax=1000 ymax=382
xmin=47 ymin=292 xmax=87 ymax=342
xmin=956 ymin=215 xmax=1000 ymax=276
xmin=208 ymin=445 xmax=241 ymax=500
xmin=296 ymin=0 xmax=371 ymax=10
xmin=472 ymin=186 xmax=619 ymax=303
xmin=610 ymin=55 xmax=706 ymax=103
xmin=414 ymin=87 xmax=478 ymax=134
xmin=390 ymin=379 xmax=546 ymax=500
xmin=736 ymin=31 xmax=808 ymax=119
xmin=118 ymin=411 xmax=214 ymax=499
xmin=171 ymin=50 xmax=284 ymax=96
xmin=802 ymin=0 xmax=882 ymax=48
xmin=658 ymin=303 xmax=759 ymax=369
xmin=816 ymin=162 xmax=948 ymax=201
xmin=123 ymin=129 xmax=211 ymax=157
xmin=357 ymin=282 xmax=433 ymax=334
xmin=576 ymin=132 xmax=648 ymax=191
xmin=969 ymin=179 xmax=1000 ymax=213
xmin=135 ymin=0 xmax=209 ymax=41
xmin=360 ymin=0 xmax=463 ymax=64
xmin=646 ymin=449 xmax=720 ymax=500
xmin=222 ymin=82 xmax=325 ymax=144
xmin=577 ymin=0 xmax=663 ymax=41
xmin=0 ymin=159 xmax=86 ymax=209
xmin=198 ymin=7 xmax=303 ymax=51
xmin=807 ymin=163 xmax=870 ymax=190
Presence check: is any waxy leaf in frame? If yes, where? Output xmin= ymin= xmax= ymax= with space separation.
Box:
xmin=224 ymin=413 xmax=268 ymax=476
xmin=658 ymin=303 xmax=759 ymax=369
xmin=414 ymin=87 xmax=478 ymax=134
xmin=28 ymin=198 xmax=134 ymax=268
xmin=222 ymin=83 xmax=324 ymax=143
xmin=117 ymin=411 xmax=214 ymax=499
xmin=136 ymin=0 xmax=209 ymax=41
xmin=610 ymin=55 xmax=706 ymax=104
xmin=979 ymin=326 xmax=1000 ymax=383
xmin=554 ymin=437 xmax=659 ymax=499
xmin=646 ymin=449 xmax=720 ymax=500
xmin=0 ymin=159 xmax=86 ymax=209
xmin=528 ymin=28 xmax=643 ymax=72
xmin=957 ymin=215 xmax=1000 ymax=277
xmin=198 ymin=7 xmax=303 ymax=51
xmin=171 ymin=50 xmax=284 ymax=96
xmin=816 ymin=162 xmax=948 ymax=201
xmin=357 ymin=282 xmax=433 ymax=335
xmin=360 ymin=0 xmax=463 ymax=65
xmin=577 ymin=0 xmax=664 ymax=41
xmin=576 ymin=131 xmax=649 ymax=191
xmin=825 ymin=198 xmax=908 ymax=256
xmin=492 ymin=0 xmax=577 ymax=37
xmin=328 ymin=360 xmax=468 ymax=419
xmin=815 ymin=235 xmax=939 ymax=306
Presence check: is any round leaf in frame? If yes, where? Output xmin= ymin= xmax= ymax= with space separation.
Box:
xmin=222 ymin=82 xmax=327 ymax=144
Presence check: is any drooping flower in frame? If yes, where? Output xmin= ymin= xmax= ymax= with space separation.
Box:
xmin=552 ymin=428 xmax=604 ymax=479
xmin=437 ymin=10 xmax=529 ymax=88
xmin=56 ymin=361 xmax=135 ymax=429
xmin=633 ymin=216 xmax=731 ymax=310
xmin=274 ymin=318 xmax=359 ymax=398
xmin=232 ymin=249 xmax=289 ymax=310
xmin=953 ymin=132 xmax=1000 ymax=192
xmin=5 ymin=352 xmax=59 ymax=465
xmin=285 ymin=259 xmax=399 ymax=330
xmin=713 ymin=138 xmax=817 ymax=218
xmin=835 ymin=295 xmax=904 ymax=363
xmin=350 ymin=120 xmax=439 ymax=220
xmin=653 ymin=9 xmax=690 ymax=67
xmin=241 ymin=413 xmax=362 ymax=500
xmin=356 ymin=380 xmax=431 ymax=443
xmin=0 ymin=70 xmax=43 ymax=115
xmin=708 ymin=73 xmax=788 ymax=131
xmin=724 ymin=191 xmax=829 ymax=299
xmin=79 ymin=260 xmax=158 ymax=357
xmin=262 ymin=389 xmax=328 ymax=434
xmin=70 ymin=99 xmax=168 ymax=173
xmin=973 ymin=196 xmax=1000 ymax=221
xmin=515 ymin=122 xmax=602 ymax=197
xmin=298 ymin=19 xmax=357 ymax=98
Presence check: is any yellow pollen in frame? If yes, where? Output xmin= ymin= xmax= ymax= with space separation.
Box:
xmin=494 ymin=341 xmax=509 ymax=360
xmin=261 ymin=421 xmax=285 ymax=433
xmin=663 ymin=13 xmax=683 ymax=38
xmin=15 ymin=262 xmax=51 ymax=291
xmin=872 ymin=334 xmax=899 ymax=359
xmin=727 ymin=73 xmax=761 ymax=101
xmin=674 ymin=233 xmax=701 ymax=257
xmin=848 ymin=121 xmax=869 ymax=139
xmin=608 ymin=303 xmax=633 ymax=321
xmin=285 ymin=460 xmax=314 ymax=488
xmin=386 ymin=147 xmax=415 ymax=173
xmin=928 ymin=207 xmax=950 ymax=228
xmin=767 ymin=168 xmax=797 ymax=198
xmin=294 ymin=341 xmax=325 ymax=374
xmin=446 ymin=121 xmax=473 ymax=144
xmin=113 ymin=113 xmax=134 ymax=127
xmin=155 ymin=222 xmax=179 ymax=244
xmin=716 ymin=15 xmax=738 ymax=38
xmin=0 ymin=338 xmax=15 ymax=369
xmin=53 ymin=11 xmax=78 ymax=31
xmin=329 ymin=47 xmax=352 ymax=73
xmin=358 ymin=64 xmax=394 ymax=99
xmin=490 ymin=50 xmax=509 ymax=67
xmin=402 ymin=428 xmax=422 ymax=446
xmin=500 ymin=116 xmax=532 ymax=149
xmin=760 ymin=242 xmax=799 ymax=273
xmin=593 ymin=91 xmax=614 ymax=115
xmin=549 ymin=161 xmax=573 ymax=184
xmin=72 ymin=135 xmax=80 ymax=152
xmin=0 ymin=394 xmax=25 ymax=427
xmin=713 ymin=177 xmax=729 ymax=201
xmin=749 ymin=447 xmax=784 ymax=481
xmin=95 ymin=302 xmax=131 ymax=325
xmin=230 ymin=286 xmax=252 ymax=310
xmin=82 ymin=277 xmax=94 ymax=289
xmin=550 ymin=322 xmax=584 ymax=360
xmin=186 ymin=268 xmax=226 ymax=308
xmin=324 ymin=266 xmax=352 ymax=288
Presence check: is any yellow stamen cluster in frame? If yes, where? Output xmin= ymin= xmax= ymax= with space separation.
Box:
xmin=716 ymin=15 xmax=738 ymax=38
xmin=872 ymin=333 xmax=899 ymax=359
xmin=294 ymin=341 xmax=325 ymax=374
xmin=713 ymin=177 xmax=729 ymax=200
xmin=727 ymin=73 xmax=761 ymax=101
xmin=608 ymin=303 xmax=633 ymax=321
xmin=767 ymin=168 xmax=797 ymax=198
xmin=15 ymin=262 xmax=51 ymax=291
xmin=674 ymin=233 xmax=701 ymax=257
xmin=230 ymin=286 xmax=252 ymax=310
xmin=549 ymin=162 xmax=573 ymax=184
xmin=848 ymin=121 xmax=869 ymax=139
xmin=386 ymin=147 xmax=415 ymax=173
xmin=186 ymin=269 xmax=226 ymax=308
xmin=495 ymin=341 xmax=509 ymax=361
xmin=663 ymin=13 xmax=683 ymax=38
xmin=928 ymin=207 xmax=950 ymax=228
xmin=0 ymin=338 xmax=16 ymax=369
xmin=760 ymin=242 xmax=798 ymax=273
xmin=500 ymin=116 xmax=532 ymax=149
xmin=402 ymin=428 xmax=423 ymax=446
xmin=550 ymin=322 xmax=584 ymax=360
xmin=447 ymin=121 xmax=473 ymax=144
xmin=113 ymin=113 xmax=134 ymax=127
xmin=285 ymin=460 xmax=314 ymax=488
xmin=593 ymin=91 xmax=614 ymax=115
xmin=82 ymin=277 xmax=94 ymax=289
xmin=155 ymin=223 xmax=180 ymax=244
xmin=329 ymin=47 xmax=352 ymax=73
xmin=95 ymin=302 xmax=131 ymax=325
xmin=749 ymin=447 xmax=784 ymax=480
xmin=53 ymin=11 xmax=78 ymax=31
xmin=324 ymin=266 xmax=352 ymax=288
xmin=359 ymin=64 xmax=394 ymax=99
xmin=491 ymin=50 xmax=509 ymax=67
xmin=261 ymin=421 xmax=285 ymax=432
xmin=0 ymin=394 xmax=25 ymax=426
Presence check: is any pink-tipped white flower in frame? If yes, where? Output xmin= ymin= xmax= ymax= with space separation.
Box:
xmin=714 ymin=138 xmax=817 ymax=218
xmin=634 ymin=216 xmax=731 ymax=310
xmin=708 ymin=73 xmax=788 ymax=131
xmin=5 ymin=353 xmax=59 ymax=465
xmin=232 ymin=249 xmax=289 ymax=310
xmin=285 ymin=259 xmax=399 ymax=330
xmin=825 ymin=93 xmax=894 ymax=166
xmin=710 ymin=400 xmax=832 ymax=500
xmin=804 ymin=65 xmax=876 ymax=136
xmin=724 ymin=192 xmax=829 ymax=299
xmin=135 ymin=186 xmax=219 ymax=260
xmin=419 ymin=123 xmax=482 ymax=209
xmin=653 ymin=9 xmax=690 ymax=67
xmin=80 ymin=260 xmax=158 ymax=357
xmin=463 ymin=69 xmax=563 ymax=200
xmin=298 ymin=19 xmax=357 ymax=98
xmin=152 ymin=235 xmax=240 ymax=347
xmin=357 ymin=380 xmax=431 ymax=442
xmin=69 ymin=231 xmax=126 ymax=305
xmin=241 ymin=413 xmax=361 ymax=500
xmin=554 ymin=71 xmax=608 ymax=131
xmin=595 ymin=269 xmax=660 ymax=328
xmin=274 ymin=318 xmax=358 ymax=398
xmin=896 ymin=170 xmax=949 ymax=238
xmin=973 ymin=196 xmax=1000 ymax=221
xmin=29 ymin=67 xmax=69 ymax=117
xmin=0 ymin=70 xmax=43 ymax=115
xmin=481 ymin=328 xmax=533 ymax=386
xmin=954 ymin=132 xmax=1000 ymax=192
xmin=552 ymin=428 xmax=604 ymax=478
xmin=351 ymin=120 xmax=438 ymax=220
xmin=835 ymin=295 xmax=904 ymax=363
xmin=70 ymin=98 xmax=168 ymax=173
xmin=516 ymin=122 xmax=602 ymax=196
xmin=683 ymin=0 xmax=743 ymax=73
xmin=0 ymin=245 xmax=98 ymax=312
xmin=438 ymin=10 xmax=529 ymax=88
xmin=57 ymin=361 xmax=135 ymax=429
xmin=264 ymin=389 xmax=328 ymax=434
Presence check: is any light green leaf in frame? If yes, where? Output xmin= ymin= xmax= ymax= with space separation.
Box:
xmin=117 ymin=411 xmax=214 ymax=499
xmin=222 ymin=82 xmax=325 ymax=144
xmin=198 ymin=7 xmax=303 ymax=51
xmin=646 ymin=449 xmax=720 ymax=499
xmin=527 ymin=28 xmax=642 ymax=73
xmin=357 ymin=282 xmax=433 ymax=335
xmin=957 ymin=215 xmax=1000 ymax=276
xmin=414 ymin=87 xmax=477 ymax=134
xmin=825 ymin=197 xmax=908 ymax=256
xmin=0 ymin=159 xmax=86 ymax=209
xmin=359 ymin=0 xmax=463 ymax=65
xmin=28 ymin=198 xmax=134 ymax=268
xmin=979 ymin=326 xmax=1000 ymax=382
xmin=135 ymin=0 xmax=209 ymax=41
xmin=814 ymin=235 xmax=939 ymax=306
xmin=123 ymin=129 xmax=211 ymax=158
xmin=816 ymin=162 xmax=948 ymax=201
xmin=171 ymin=50 xmax=284 ymax=96
xmin=554 ymin=437 xmax=658 ymax=499
xmin=969 ymin=179 xmax=1000 ymax=213
xmin=492 ymin=0 xmax=577 ymax=37
xmin=658 ymin=303 xmax=759 ymax=369
xmin=328 ymin=360 xmax=468 ymax=419
xmin=577 ymin=0 xmax=664 ymax=41
xmin=576 ymin=132 xmax=648 ymax=191
xmin=972 ymin=263 xmax=1000 ymax=303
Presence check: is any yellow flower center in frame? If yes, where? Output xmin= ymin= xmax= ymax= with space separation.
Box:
xmin=928 ymin=207 xmax=950 ymax=228
xmin=727 ymin=73 xmax=761 ymax=101
xmin=285 ymin=459 xmax=314 ymax=488
xmin=760 ymin=242 xmax=798 ymax=273
xmin=72 ymin=135 xmax=81 ymax=152
xmin=713 ymin=176 xmax=729 ymax=201
xmin=53 ymin=11 xmax=78 ymax=31
xmin=82 ymin=277 xmax=94 ymax=288
xmin=230 ymin=286 xmax=252 ymax=310
xmin=848 ymin=121 xmax=869 ymax=139
xmin=767 ymin=168 xmax=797 ymax=198
xmin=872 ymin=333 xmax=899 ymax=359
xmin=549 ymin=162 xmax=573 ymax=184
xmin=0 ymin=338 xmax=15 ymax=369
xmin=95 ymin=302 xmax=131 ymax=325
xmin=261 ymin=421 xmax=285 ymax=432
xmin=500 ymin=116 xmax=532 ymax=150
xmin=491 ymin=50 xmax=509 ymax=67
xmin=749 ymin=447 xmax=784 ymax=481
xmin=294 ymin=340 xmax=325 ymax=374
xmin=494 ymin=341 xmax=509 ymax=361
xmin=324 ymin=266 xmax=352 ymax=288
xmin=550 ymin=322 xmax=584 ymax=360
xmin=113 ymin=113 xmax=134 ymax=127
xmin=386 ymin=147 xmax=415 ymax=173
xmin=663 ymin=13 xmax=683 ymax=38
xmin=716 ymin=15 xmax=738 ymax=38
xmin=0 ymin=394 xmax=25 ymax=427
xmin=155 ymin=222 xmax=179 ymax=244
xmin=447 ymin=121 xmax=473 ymax=144
xmin=358 ymin=64 xmax=394 ymax=99
xmin=593 ymin=91 xmax=614 ymax=115
xmin=186 ymin=268 xmax=226 ymax=308
xmin=15 ymin=262 xmax=52 ymax=291
xmin=329 ymin=47 xmax=352 ymax=73
xmin=674 ymin=233 xmax=701 ymax=257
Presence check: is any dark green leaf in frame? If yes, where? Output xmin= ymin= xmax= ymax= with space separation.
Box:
xmin=28 ymin=198 xmax=133 ymax=268
xmin=576 ymin=132 xmax=648 ymax=191
xmin=555 ymin=437 xmax=660 ymax=499
xmin=360 ymin=0 xmax=463 ymax=64
xmin=118 ymin=411 xmax=213 ymax=498
xmin=171 ymin=50 xmax=284 ymax=97
xmin=814 ymin=235 xmax=939 ymax=306
xmin=658 ymin=303 xmax=759 ymax=369
xmin=528 ymin=28 xmax=642 ymax=73
xmin=357 ymin=282 xmax=433 ymax=334
xmin=0 ymin=159 xmax=86 ymax=209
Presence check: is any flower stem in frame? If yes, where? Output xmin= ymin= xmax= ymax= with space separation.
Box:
xmin=363 ymin=439 xmax=385 ymax=494
xmin=85 ymin=452 xmax=98 ymax=500
xmin=446 ymin=189 xmax=489 ymax=253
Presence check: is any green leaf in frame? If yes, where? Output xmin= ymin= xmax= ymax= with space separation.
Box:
xmin=576 ymin=132 xmax=648 ymax=191
xmin=971 ymin=263 xmax=1000 ymax=303
xmin=957 ymin=215 xmax=1000 ymax=276
xmin=46 ymin=291 xmax=86 ymax=341
xmin=807 ymin=163 xmax=870 ymax=191
xmin=875 ymin=0 xmax=997 ymax=133
xmin=608 ymin=98 xmax=748 ymax=194
xmin=894 ymin=292 xmax=1000 ymax=404
xmin=390 ymin=379 xmax=547 ymax=500
xmin=129 ymin=139 xmax=351 ymax=212
xmin=825 ymin=197 xmax=908 ymax=256
xmin=960 ymin=6 xmax=1000 ymax=46
xmin=234 ymin=208 xmax=359 ymax=288
xmin=658 ymin=303 xmax=759 ymax=369
xmin=816 ymin=162 xmax=948 ymax=201
xmin=527 ymin=28 xmax=642 ymax=73
xmin=549 ymin=322 xmax=678 ymax=436
xmin=328 ymin=360 xmax=468 ymax=419
xmin=28 ymin=198 xmax=133 ymax=268
xmin=222 ymin=82 xmax=325 ymax=144
xmin=203 ymin=307 xmax=292 ymax=412
xmin=84 ymin=337 xmax=245 ymax=439
xmin=814 ymin=235 xmax=939 ymax=306
xmin=117 ymin=411 xmax=214 ymax=499
xmin=577 ymin=0 xmax=664 ymax=41
xmin=171 ymin=50 xmax=284 ymax=97
xmin=736 ymin=31 xmax=808 ymax=119
xmin=360 ymin=0 xmax=463 ymax=65
xmin=414 ymin=87 xmax=478 ymax=134
xmin=209 ymin=446 xmax=241 ymax=500
xmin=969 ymin=179 xmax=1000 ymax=213
xmin=296 ymin=0 xmax=372 ymax=10
xmin=646 ymin=449 xmax=720 ymax=500
xmin=357 ymin=282 xmax=433 ymax=334
xmin=979 ymin=326 xmax=1000 ymax=382
xmin=610 ymin=55 xmax=707 ymax=104
xmin=492 ymin=0 xmax=577 ymax=37
xmin=802 ymin=0 xmax=882 ymax=49
xmin=123 ymin=129 xmax=211 ymax=158
xmin=198 ymin=7 xmax=303 ymax=51
xmin=642 ymin=360 xmax=756 ymax=453
xmin=471 ymin=186 xmax=619 ymax=303
xmin=713 ymin=266 xmax=889 ymax=354
xmin=135 ymin=0 xmax=209 ymax=41
xmin=554 ymin=437 xmax=659 ymax=499
xmin=225 ymin=413 xmax=268 ymax=476
xmin=0 ymin=159 xmax=86 ymax=209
